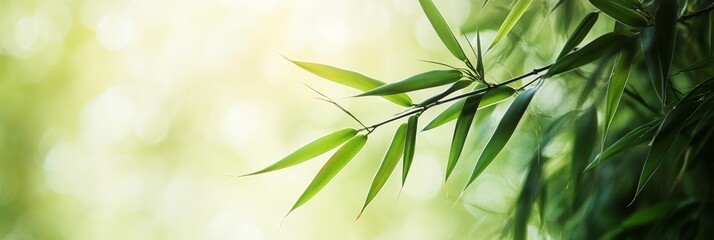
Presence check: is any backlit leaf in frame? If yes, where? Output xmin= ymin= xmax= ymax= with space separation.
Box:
xmin=586 ymin=120 xmax=660 ymax=171
xmin=589 ymin=0 xmax=649 ymax=27
xmin=545 ymin=32 xmax=630 ymax=78
xmin=640 ymin=26 xmax=664 ymax=104
xmin=446 ymin=95 xmax=482 ymax=181
xmin=465 ymin=81 xmax=541 ymax=189
xmin=359 ymin=124 xmax=407 ymax=217
xmin=488 ymin=0 xmax=534 ymax=50
xmin=419 ymin=0 xmax=468 ymax=61
xmin=605 ymin=47 xmax=635 ymax=137
xmin=555 ymin=12 xmax=599 ymax=60
xmin=402 ymin=115 xmax=418 ymax=185
xmin=289 ymin=135 xmax=368 ymax=213
xmin=358 ymin=70 xmax=462 ymax=96
xmin=288 ymin=59 xmax=412 ymax=107
xmin=242 ymin=128 xmax=357 ymax=176
xmin=674 ymin=56 xmax=714 ymax=75
xmin=417 ymin=80 xmax=472 ymax=107
xmin=423 ymin=86 xmax=516 ymax=131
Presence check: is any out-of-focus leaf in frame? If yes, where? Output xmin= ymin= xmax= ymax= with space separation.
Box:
xmin=419 ymin=0 xmax=468 ymax=61
xmin=488 ymin=0 xmax=534 ymax=50
xmin=359 ymin=124 xmax=407 ymax=217
xmin=556 ymin=12 xmax=599 ymax=60
xmin=640 ymin=26 xmax=664 ymax=104
xmin=622 ymin=201 xmax=679 ymax=228
xmin=514 ymin=151 xmax=543 ymax=240
xmin=417 ymin=80 xmax=472 ymax=107
xmin=545 ymin=32 xmax=629 ymax=78
xmin=288 ymin=59 xmax=412 ymax=107
xmin=605 ymin=47 xmax=635 ymax=136
xmin=423 ymin=86 xmax=516 ymax=131
xmin=402 ymin=115 xmax=418 ymax=185
xmin=242 ymin=128 xmax=357 ymax=176
xmin=586 ymin=120 xmax=660 ymax=171
xmin=289 ymin=135 xmax=368 ymax=213
xmin=589 ymin=0 xmax=649 ymax=27
xmin=357 ymin=70 xmax=462 ymax=96
xmin=673 ymin=56 xmax=714 ymax=75
xmin=465 ymin=81 xmax=541 ymax=189
xmin=655 ymin=0 xmax=678 ymax=84
xmin=445 ymin=95 xmax=483 ymax=181
xmin=571 ymin=108 xmax=597 ymax=209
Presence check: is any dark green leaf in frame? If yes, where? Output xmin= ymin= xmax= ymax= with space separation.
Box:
xmin=545 ymin=32 xmax=630 ymax=78
xmin=488 ymin=0 xmax=534 ymax=50
xmin=446 ymin=95 xmax=483 ymax=181
xmin=465 ymin=81 xmax=541 ymax=189
xmin=242 ymin=128 xmax=357 ymax=176
xmin=622 ymin=201 xmax=679 ymax=228
xmin=419 ymin=0 xmax=468 ymax=61
xmin=605 ymin=47 xmax=635 ymax=136
xmin=476 ymin=30 xmax=484 ymax=77
xmin=640 ymin=26 xmax=664 ymax=104
xmin=571 ymin=108 xmax=598 ymax=209
xmin=423 ymin=86 xmax=516 ymax=131
xmin=514 ymin=152 xmax=543 ymax=240
xmin=402 ymin=115 xmax=418 ymax=185
xmin=674 ymin=56 xmax=714 ymax=75
xmin=289 ymin=134 xmax=368 ymax=213
xmin=357 ymin=70 xmax=462 ymax=96
xmin=586 ymin=120 xmax=660 ymax=171
xmin=417 ymin=80 xmax=472 ymax=107
xmin=288 ymin=59 xmax=412 ymax=107
xmin=359 ymin=124 xmax=407 ymax=217
xmin=589 ymin=0 xmax=649 ymax=27
xmin=556 ymin=12 xmax=599 ymax=60
xmin=655 ymin=0 xmax=678 ymax=84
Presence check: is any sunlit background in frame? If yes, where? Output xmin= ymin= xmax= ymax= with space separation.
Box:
xmin=0 ymin=0 xmax=598 ymax=239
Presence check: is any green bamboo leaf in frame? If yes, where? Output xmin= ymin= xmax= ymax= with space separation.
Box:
xmin=586 ymin=120 xmax=660 ymax=171
xmin=622 ymin=201 xmax=679 ymax=228
xmin=418 ymin=0 xmax=468 ymax=61
xmin=359 ymin=124 xmax=407 ymax=217
xmin=402 ymin=115 xmax=418 ymax=185
xmin=545 ymin=32 xmax=629 ymax=78
xmin=640 ymin=26 xmax=664 ymax=104
xmin=487 ymin=0 xmax=534 ymax=51
xmin=555 ymin=12 xmax=600 ymax=60
xmin=589 ymin=0 xmax=649 ymax=27
xmin=242 ymin=128 xmax=357 ymax=176
xmin=465 ymin=81 xmax=541 ymax=189
xmin=357 ymin=70 xmax=462 ymax=96
xmin=655 ymin=0 xmax=678 ymax=84
xmin=674 ymin=56 xmax=714 ymax=75
xmin=604 ymin=47 xmax=635 ymax=137
xmin=514 ymin=152 xmax=543 ymax=240
xmin=476 ymin=30 xmax=484 ymax=77
xmin=417 ymin=79 xmax=472 ymax=107
xmin=422 ymin=86 xmax=516 ymax=131
xmin=289 ymin=134 xmax=368 ymax=213
xmin=446 ymin=95 xmax=483 ymax=181
xmin=570 ymin=108 xmax=598 ymax=210
xmin=288 ymin=59 xmax=412 ymax=107
xmin=488 ymin=0 xmax=534 ymax=50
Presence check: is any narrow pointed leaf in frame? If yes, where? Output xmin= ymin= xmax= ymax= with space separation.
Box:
xmin=640 ymin=26 xmax=664 ymax=104
xmin=243 ymin=128 xmax=357 ymax=176
xmin=402 ymin=115 xmax=418 ymax=185
xmin=417 ymin=79 xmax=472 ymax=107
xmin=488 ymin=0 xmax=534 ymax=50
xmin=605 ymin=47 xmax=635 ymax=136
xmin=674 ymin=56 xmax=714 ymax=75
xmin=589 ymin=0 xmax=649 ymax=27
xmin=655 ymin=0 xmax=678 ymax=84
xmin=476 ymin=31 xmax=484 ymax=77
xmin=465 ymin=82 xmax=541 ymax=189
xmin=514 ymin=152 xmax=543 ymax=240
xmin=446 ymin=95 xmax=483 ymax=181
xmin=571 ymin=109 xmax=598 ymax=209
xmin=556 ymin=12 xmax=599 ymax=60
xmin=419 ymin=0 xmax=468 ymax=61
xmin=545 ymin=32 xmax=629 ymax=78
xmin=290 ymin=135 xmax=368 ymax=213
xmin=586 ymin=120 xmax=660 ymax=171
xmin=359 ymin=124 xmax=407 ymax=216
xmin=423 ymin=86 xmax=516 ymax=131
xmin=288 ymin=59 xmax=412 ymax=107
xmin=357 ymin=70 xmax=462 ymax=96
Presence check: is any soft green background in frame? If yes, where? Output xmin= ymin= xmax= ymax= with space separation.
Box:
xmin=0 ymin=0 xmax=579 ymax=239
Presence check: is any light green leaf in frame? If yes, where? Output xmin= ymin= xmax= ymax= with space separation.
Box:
xmin=674 ymin=56 xmax=714 ymax=75
xmin=358 ymin=70 xmax=462 ymax=96
xmin=402 ymin=115 xmax=418 ymax=185
xmin=242 ymin=128 xmax=357 ymax=176
xmin=418 ymin=0 xmax=468 ymax=61
xmin=422 ymin=86 xmax=516 ymax=131
xmin=289 ymin=135 xmax=368 ymax=213
xmin=589 ymin=0 xmax=649 ymax=27
xmin=604 ymin=47 xmax=635 ymax=137
xmin=488 ymin=0 xmax=534 ymax=50
xmin=556 ymin=12 xmax=599 ymax=60
xmin=586 ymin=120 xmax=660 ymax=171
xmin=545 ymin=32 xmax=630 ymax=78
xmin=465 ymin=81 xmax=541 ymax=189
xmin=417 ymin=80 xmax=472 ymax=107
xmin=288 ymin=59 xmax=412 ymax=107
xmin=446 ymin=95 xmax=483 ymax=181
xmin=359 ymin=124 xmax=407 ymax=217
